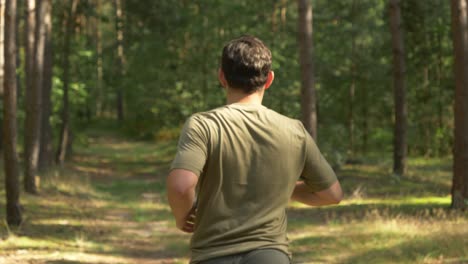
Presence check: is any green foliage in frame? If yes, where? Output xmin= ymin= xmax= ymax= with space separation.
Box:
xmin=113 ymin=0 xmax=454 ymax=158
xmin=402 ymin=0 xmax=454 ymax=156
xmin=41 ymin=0 xmax=456 ymax=157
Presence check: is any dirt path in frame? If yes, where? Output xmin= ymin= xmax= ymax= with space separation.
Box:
xmin=2 ymin=136 xmax=467 ymax=264
xmin=1 ymin=136 xmax=190 ymax=264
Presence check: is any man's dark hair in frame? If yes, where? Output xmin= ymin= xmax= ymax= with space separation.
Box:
xmin=221 ymin=35 xmax=272 ymax=94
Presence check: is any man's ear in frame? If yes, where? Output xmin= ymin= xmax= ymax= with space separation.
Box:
xmin=264 ymin=71 xmax=275 ymax=90
xmin=218 ymin=69 xmax=228 ymax=88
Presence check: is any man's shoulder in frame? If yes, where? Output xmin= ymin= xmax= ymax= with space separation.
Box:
xmin=265 ymin=108 xmax=302 ymax=124
xmin=183 ymin=106 xmax=227 ymax=132
xmin=188 ymin=105 xmax=306 ymax=134
xmin=187 ymin=106 xmax=227 ymax=124
xmin=259 ymin=107 xmax=306 ymax=132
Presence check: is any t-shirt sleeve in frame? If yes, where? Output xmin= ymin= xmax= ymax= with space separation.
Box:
xmin=300 ymin=126 xmax=338 ymax=192
xmin=170 ymin=115 xmax=208 ymax=176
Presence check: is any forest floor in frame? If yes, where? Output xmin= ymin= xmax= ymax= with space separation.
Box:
xmin=0 ymin=131 xmax=467 ymax=264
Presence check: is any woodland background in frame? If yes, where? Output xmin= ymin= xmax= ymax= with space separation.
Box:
xmin=0 ymin=0 xmax=467 ymax=263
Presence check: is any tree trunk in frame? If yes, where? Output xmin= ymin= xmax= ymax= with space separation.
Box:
xmin=348 ymin=0 xmax=357 ymax=156
xmin=114 ymin=0 xmax=125 ymax=122
xmin=389 ymin=0 xmax=407 ymax=176
xmin=348 ymin=0 xmax=356 ymax=156
xmin=450 ymin=0 xmax=468 ymax=210
xmin=38 ymin=0 xmax=53 ymax=171
xmin=24 ymin=0 xmax=35 ymax=106
xmin=24 ymin=0 xmax=47 ymax=193
xmin=0 ymin=0 xmax=5 ymax=152
xmin=3 ymin=0 xmax=23 ymax=226
xmin=349 ymin=71 xmax=356 ymax=155
xmin=436 ymin=31 xmax=444 ymax=155
xmin=0 ymin=0 xmax=4 ymax=96
xmin=15 ymin=0 xmax=21 ymax=102
xmin=95 ymin=0 xmax=103 ymax=117
xmin=362 ymin=84 xmax=369 ymax=155
xmin=56 ymin=0 xmax=78 ymax=166
xmin=423 ymin=66 xmax=431 ymax=156
xmin=297 ymin=0 xmax=317 ymax=139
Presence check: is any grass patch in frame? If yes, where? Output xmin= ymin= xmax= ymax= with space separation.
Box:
xmin=0 ymin=134 xmax=466 ymax=264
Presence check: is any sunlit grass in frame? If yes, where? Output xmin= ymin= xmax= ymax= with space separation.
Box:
xmin=289 ymin=197 xmax=468 ymax=263
xmin=289 ymin=210 xmax=467 ymax=264
xmin=0 ymin=135 xmax=466 ymax=263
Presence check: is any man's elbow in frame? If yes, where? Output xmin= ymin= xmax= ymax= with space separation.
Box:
xmin=322 ymin=181 xmax=343 ymax=205
xmin=166 ymin=169 xmax=198 ymax=196
xmin=327 ymin=192 xmax=343 ymax=205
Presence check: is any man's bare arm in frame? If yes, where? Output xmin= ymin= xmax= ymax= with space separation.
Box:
xmin=166 ymin=169 xmax=198 ymax=232
xmin=291 ymin=181 xmax=343 ymax=206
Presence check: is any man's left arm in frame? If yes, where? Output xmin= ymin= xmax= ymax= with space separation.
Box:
xmin=167 ymin=115 xmax=208 ymax=233
xmin=167 ymin=169 xmax=198 ymax=233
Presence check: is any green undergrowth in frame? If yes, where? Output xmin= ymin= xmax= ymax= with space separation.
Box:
xmin=0 ymin=135 xmax=466 ymax=263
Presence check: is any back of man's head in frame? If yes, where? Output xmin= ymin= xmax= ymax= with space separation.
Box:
xmin=221 ymin=35 xmax=272 ymax=94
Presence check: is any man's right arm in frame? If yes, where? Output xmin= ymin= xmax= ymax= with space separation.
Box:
xmin=292 ymin=123 xmax=343 ymax=206
xmin=291 ymin=180 xmax=342 ymax=206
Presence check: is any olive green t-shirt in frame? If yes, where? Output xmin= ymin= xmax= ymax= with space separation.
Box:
xmin=170 ymin=103 xmax=337 ymax=263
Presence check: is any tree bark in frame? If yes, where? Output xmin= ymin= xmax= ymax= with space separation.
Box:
xmin=348 ymin=0 xmax=357 ymax=156
xmin=3 ymin=0 xmax=23 ymax=226
xmin=389 ymin=0 xmax=407 ymax=176
xmin=38 ymin=0 xmax=53 ymax=171
xmin=0 ymin=0 xmax=5 ymax=152
xmin=450 ymin=0 xmax=468 ymax=210
xmin=95 ymin=0 xmax=103 ymax=117
xmin=114 ymin=0 xmax=125 ymax=122
xmin=24 ymin=0 xmax=48 ymax=193
xmin=56 ymin=0 xmax=78 ymax=166
xmin=423 ymin=66 xmax=431 ymax=156
xmin=15 ymin=0 xmax=21 ymax=102
xmin=24 ymin=0 xmax=35 ymax=105
xmin=436 ymin=31 xmax=444 ymax=155
xmin=362 ymin=84 xmax=369 ymax=154
xmin=0 ymin=0 xmax=4 ymax=96
xmin=297 ymin=0 xmax=317 ymax=139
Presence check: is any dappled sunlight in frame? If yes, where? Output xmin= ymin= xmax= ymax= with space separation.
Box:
xmin=290 ymin=196 xmax=451 ymax=210
xmin=290 ymin=216 xmax=467 ymax=263
xmin=337 ymin=157 xmax=453 ymax=198
xmin=0 ymin=251 xmax=189 ymax=264
xmin=343 ymin=195 xmax=451 ymax=206
xmin=71 ymin=164 xmax=115 ymax=177
xmin=0 ymin=135 xmax=189 ymax=263
xmin=1 ymin=135 xmax=467 ymax=263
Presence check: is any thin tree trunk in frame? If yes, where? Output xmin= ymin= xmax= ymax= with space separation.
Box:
xmin=85 ymin=16 xmax=92 ymax=122
xmin=38 ymin=0 xmax=53 ymax=171
xmin=0 ymin=0 xmax=4 ymax=95
xmin=114 ymin=0 xmax=125 ymax=122
xmin=15 ymin=0 xmax=21 ymax=102
xmin=281 ymin=0 xmax=287 ymax=27
xmin=4 ymin=0 xmax=23 ymax=226
xmin=436 ymin=31 xmax=444 ymax=155
xmin=56 ymin=0 xmax=78 ymax=166
xmin=24 ymin=0 xmax=47 ymax=193
xmin=298 ymin=0 xmax=317 ymax=139
xmin=362 ymin=83 xmax=369 ymax=154
xmin=349 ymin=69 xmax=356 ymax=156
xmin=95 ymin=0 xmax=103 ymax=117
xmin=24 ymin=0 xmax=34 ymax=104
xmin=347 ymin=0 xmax=358 ymax=156
xmin=272 ymin=1 xmax=279 ymax=33
xmin=0 ymin=0 xmax=5 ymax=152
xmin=389 ymin=0 xmax=407 ymax=176
xmin=423 ymin=66 xmax=431 ymax=156
xmin=450 ymin=0 xmax=468 ymax=210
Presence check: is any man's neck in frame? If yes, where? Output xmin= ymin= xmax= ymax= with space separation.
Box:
xmin=226 ymin=87 xmax=264 ymax=105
